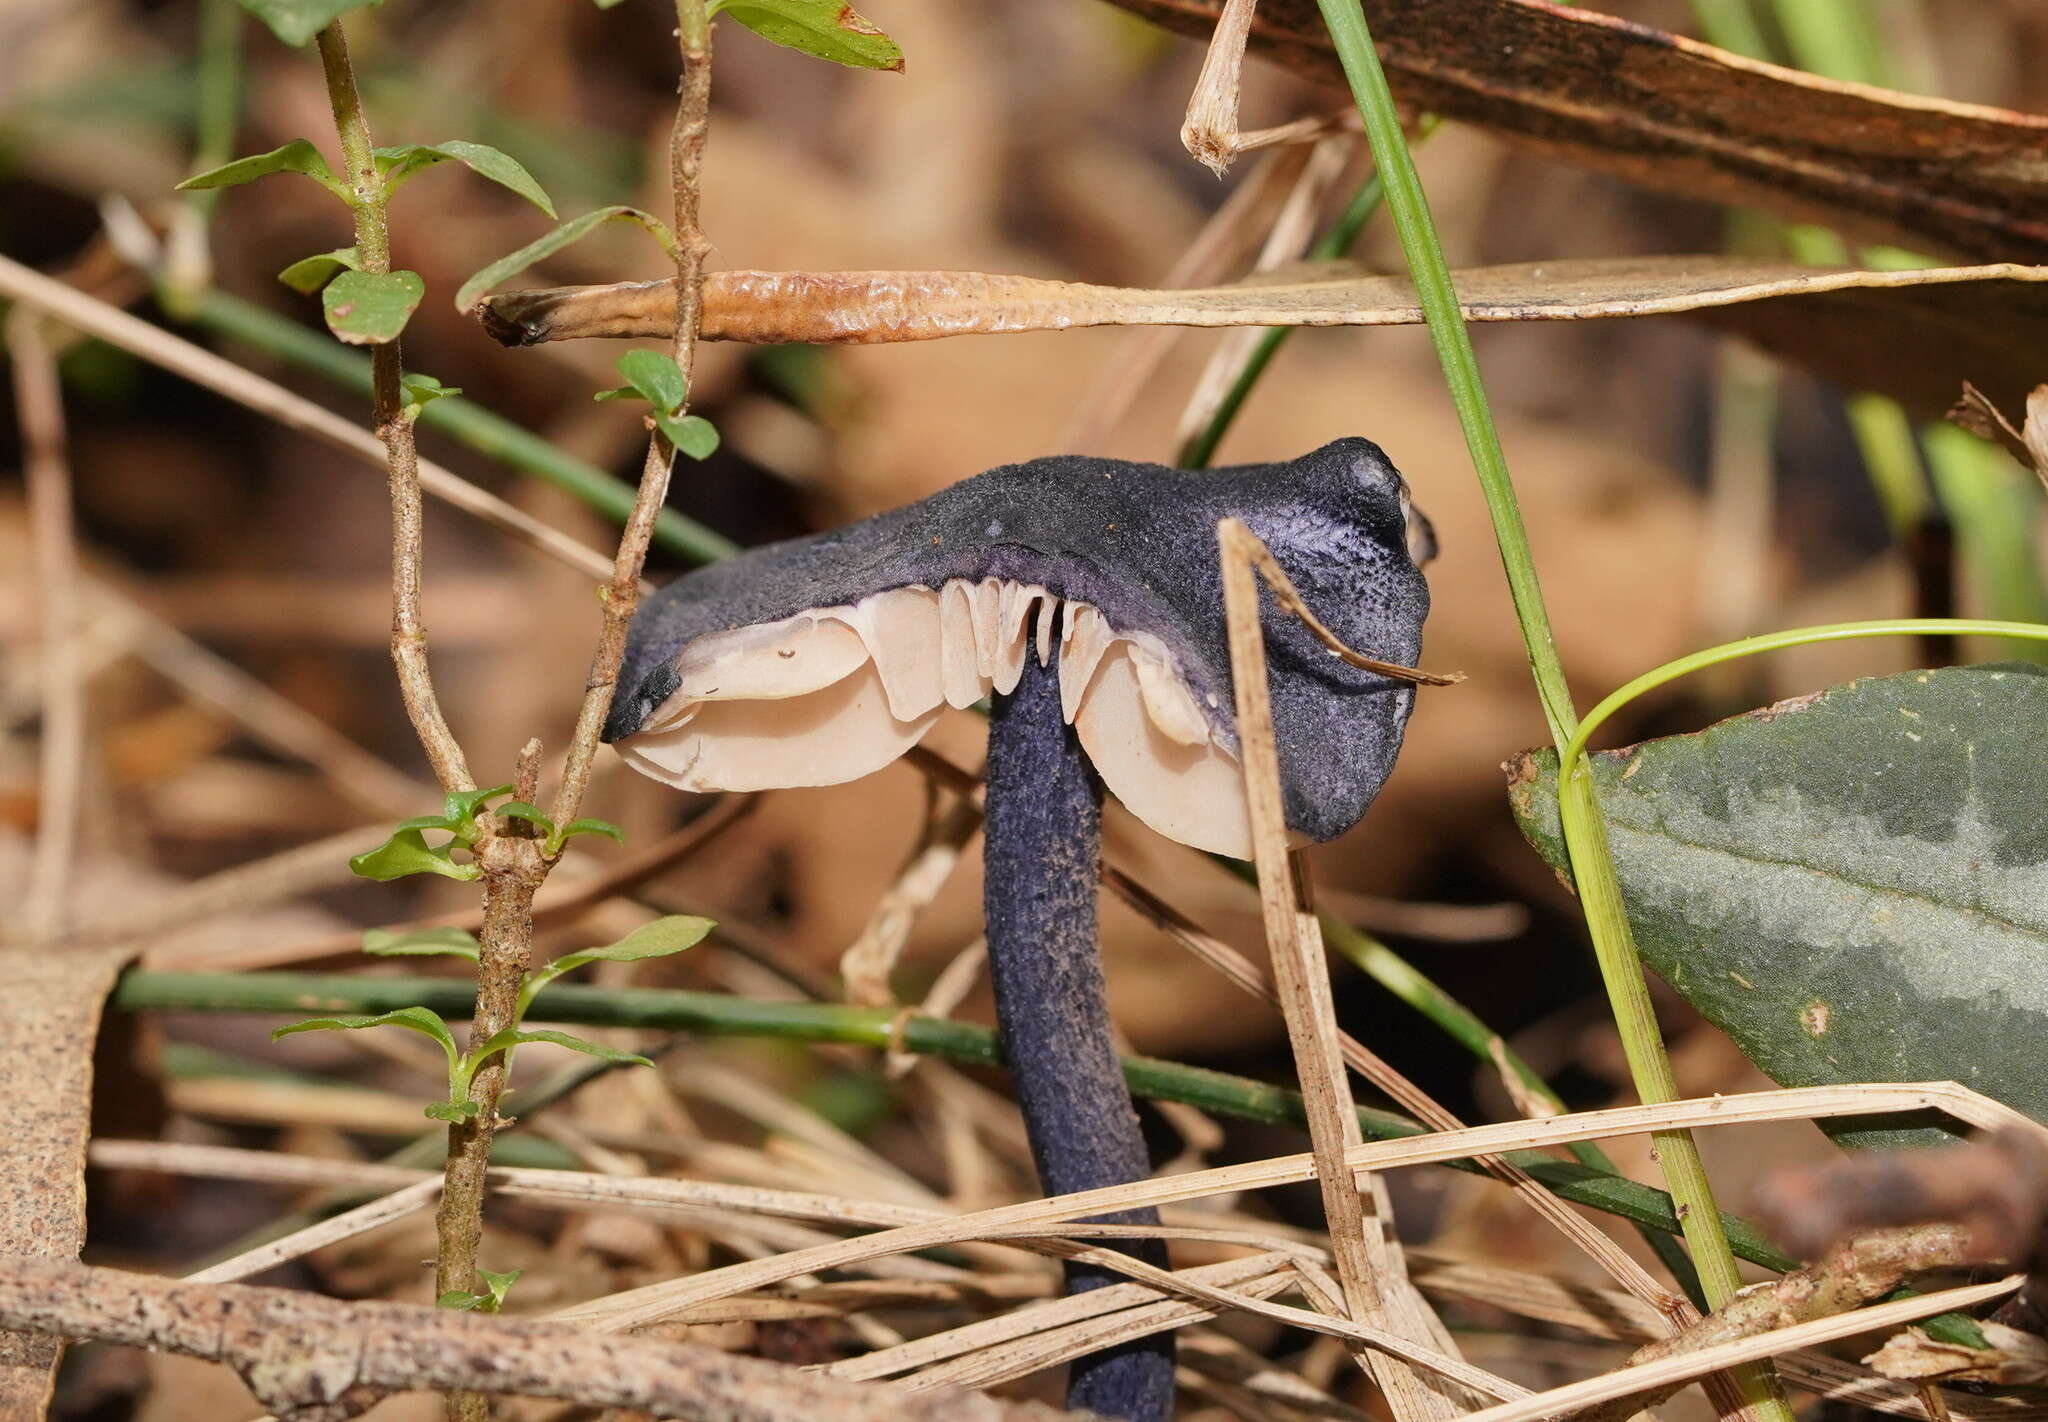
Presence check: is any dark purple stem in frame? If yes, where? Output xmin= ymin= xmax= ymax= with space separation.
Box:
xmin=984 ymin=627 xmax=1175 ymax=1422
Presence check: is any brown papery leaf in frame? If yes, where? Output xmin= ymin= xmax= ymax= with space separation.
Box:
xmin=1101 ymin=0 xmax=2048 ymax=263
xmin=0 ymin=944 xmax=138 ymax=1411
xmin=487 ymin=257 xmax=2048 ymax=420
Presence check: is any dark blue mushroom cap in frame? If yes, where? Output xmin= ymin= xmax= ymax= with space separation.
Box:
xmin=606 ymin=438 xmax=1430 ymax=856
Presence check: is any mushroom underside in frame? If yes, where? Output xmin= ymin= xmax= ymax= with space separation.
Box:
xmin=614 ymin=577 xmax=1256 ymax=857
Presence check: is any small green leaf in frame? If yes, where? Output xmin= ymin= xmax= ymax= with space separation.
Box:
xmin=444 ymin=783 xmax=516 ymax=823
xmin=475 ymin=1267 xmax=523 ymax=1311
xmin=438 ymin=1267 xmax=520 ymax=1310
xmin=592 ymin=0 xmax=631 ymax=9
xmin=400 ymin=372 xmax=461 ymax=424
xmin=363 ymin=925 xmax=481 ymax=962
xmin=277 ymin=247 xmax=360 ymax=295
xmin=424 ymin=1099 xmax=482 ymax=1123
xmin=656 ymin=413 xmax=720 ymax=460
xmin=349 ymin=827 xmax=479 ymax=882
xmin=231 ymin=0 xmax=383 ymax=46
xmin=178 ymin=138 xmax=350 ymax=201
xmin=615 ymin=349 xmax=687 ymax=413
xmin=322 ymin=269 xmax=425 ymax=346
xmin=591 ymin=386 xmax=638 ymax=403
xmin=395 ymin=812 xmax=462 ymax=834
xmin=374 ymin=140 xmax=555 ymax=217
xmin=709 ymin=0 xmax=904 ymax=71
xmin=272 ymin=1006 xmax=460 ymax=1067
xmin=546 ymin=817 xmax=625 ymax=855
xmin=547 ymin=915 xmax=714 ymax=977
xmin=495 ymin=800 xmax=556 ymax=838
xmin=455 ymin=205 xmax=679 ymax=312
xmin=473 ymin=1027 xmax=652 ymax=1070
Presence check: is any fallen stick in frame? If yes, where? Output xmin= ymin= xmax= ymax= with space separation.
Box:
xmin=0 ymin=1257 xmax=1089 ymax=1422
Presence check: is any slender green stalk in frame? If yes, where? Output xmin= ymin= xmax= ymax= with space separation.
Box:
xmin=1566 ymin=620 xmax=2048 ymax=764
xmin=186 ymin=290 xmax=738 ymax=565
xmin=161 ymin=0 xmax=244 ymax=317
xmin=1312 ymin=7 xmax=1782 ymax=1410
xmin=1310 ymin=0 xmax=1574 ymax=747
xmin=110 ymin=968 xmax=1797 ymax=1270
xmin=1180 ymin=169 xmax=1390 ymax=468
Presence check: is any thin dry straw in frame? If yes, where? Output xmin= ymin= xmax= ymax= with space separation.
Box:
xmin=1452 ymin=1276 xmax=2023 ymax=1422
xmin=544 ymin=1082 xmax=2030 ymax=1331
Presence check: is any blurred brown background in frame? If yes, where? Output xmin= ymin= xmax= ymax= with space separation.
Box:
xmin=4 ymin=4 xmax=2047 ymax=1411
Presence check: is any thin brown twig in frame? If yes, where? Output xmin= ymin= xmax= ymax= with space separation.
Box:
xmin=1217 ymin=515 xmax=1471 ymax=1419
xmin=8 ymin=312 xmax=84 ymax=942
xmin=0 ymin=252 xmax=619 ymax=584
xmin=315 ymin=21 xmax=470 ymax=795
xmin=549 ymin=0 xmax=715 ymax=831
xmin=183 ymin=1178 xmax=444 ymax=1285
xmin=1235 ymin=528 xmax=1463 ymax=684
xmin=1181 ymin=0 xmax=1261 ymax=174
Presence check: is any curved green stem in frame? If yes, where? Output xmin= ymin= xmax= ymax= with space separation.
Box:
xmin=1556 ymin=617 xmax=2048 ymax=1337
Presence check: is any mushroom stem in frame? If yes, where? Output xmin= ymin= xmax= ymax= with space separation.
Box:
xmin=984 ymin=626 xmax=1176 ymax=1422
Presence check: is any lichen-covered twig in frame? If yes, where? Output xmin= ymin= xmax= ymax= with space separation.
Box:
xmin=1574 ymin=1225 xmax=1987 ymax=1422
xmin=0 ymin=1257 xmax=1091 ymax=1422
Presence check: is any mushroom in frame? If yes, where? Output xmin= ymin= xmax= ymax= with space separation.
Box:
xmin=603 ymin=437 xmax=1433 ymax=1422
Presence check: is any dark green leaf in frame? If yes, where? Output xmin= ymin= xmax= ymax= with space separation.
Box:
xmin=425 ymin=1099 xmax=482 ymax=1123
xmin=374 ymin=140 xmax=555 ymax=217
xmin=710 ymin=0 xmax=904 ymax=70
xmin=178 ymin=138 xmax=349 ymax=201
xmin=363 ymin=926 xmax=481 ymax=962
xmin=615 ymin=349 xmax=686 ymax=413
xmin=272 ymin=1006 xmax=459 ymax=1065
xmin=277 ymin=247 xmax=360 ymax=295
xmin=547 ymin=817 xmax=626 ymax=855
xmin=349 ymin=828 xmax=479 ymax=883
xmin=655 ymin=413 xmax=719 ymax=460
xmin=1507 ymin=662 xmax=2048 ymax=1149
xmin=495 ymin=800 xmax=556 ymax=838
xmin=231 ymin=0 xmax=382 ymax=46
xmin=321 ymin=269 xmax=425 ymax=346
xmin=544 ymin=916 xmax=713 ymax=978
xmin=455 ymin=206 xmax=679 ymax=312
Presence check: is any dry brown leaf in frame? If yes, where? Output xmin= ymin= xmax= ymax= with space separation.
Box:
xmin=0 ymin=943 xmax=136 ymax=1413
xmin=1866 ymin=1322 xmax=2048 ymax=1387
xmin=487 ymin=257 xmax=2048 ymax=420
xmin=1100 ymin=0 xmax=2048 ymax=262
